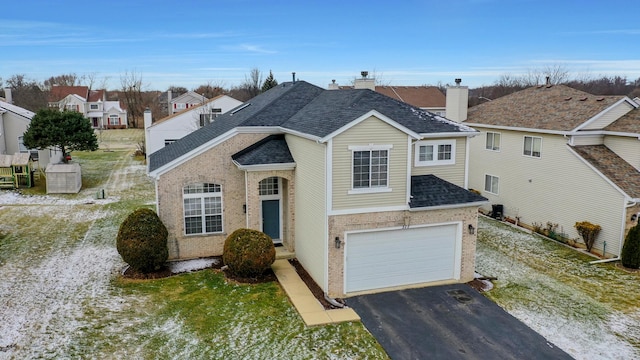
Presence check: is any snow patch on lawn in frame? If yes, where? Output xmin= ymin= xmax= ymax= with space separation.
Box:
xmin=169 ymin=258 xmax=220 ymax=274
xmin=0 ymin=191 xmax=118 ymax=206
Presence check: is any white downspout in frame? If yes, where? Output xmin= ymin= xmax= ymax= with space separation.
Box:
xmin=244 ymin=171 xmax=249 ymax=228
xmin=591 ymin=199 xmax=638 ymax=265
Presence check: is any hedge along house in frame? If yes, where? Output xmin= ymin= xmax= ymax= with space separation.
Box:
xmin=148 ymin=81 xmax=487 ymax=298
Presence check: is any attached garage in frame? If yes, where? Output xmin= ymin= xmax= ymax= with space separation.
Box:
xmin=344 ymin=223 xmax=461 ymax=294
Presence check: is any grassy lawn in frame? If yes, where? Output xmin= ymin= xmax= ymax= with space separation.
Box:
xmin=476 ymin=216 xmax=640 ymax=359
xmin=0 ymin=129 xmax=387 ymax=359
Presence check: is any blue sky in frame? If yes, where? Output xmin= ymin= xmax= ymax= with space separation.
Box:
xmin=2 ymin=0 xmax=639 ymax=91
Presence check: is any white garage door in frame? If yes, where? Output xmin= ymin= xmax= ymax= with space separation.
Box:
xmin=345 ymin=224 xmax=459 ymax=294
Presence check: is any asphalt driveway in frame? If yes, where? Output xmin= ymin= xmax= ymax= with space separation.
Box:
xmin=346 ymin=284 xmax=573 ymax=360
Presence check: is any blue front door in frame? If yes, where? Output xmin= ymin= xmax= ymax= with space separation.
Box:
xmin=262 ymin=200 xmax=280 ymax=241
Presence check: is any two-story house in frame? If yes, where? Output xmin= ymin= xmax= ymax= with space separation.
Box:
xmin=169 ymin=91 xmax=209 ymax=114
xmin=462 ymin=84 xmax=640 ymax=258
xmin=48 ymin=86 xmax=128 ymax=129
xmin=148 ymin=81 xmax=486 ymax=298
xmin=144 ymin=94 xmax=243 ymax=155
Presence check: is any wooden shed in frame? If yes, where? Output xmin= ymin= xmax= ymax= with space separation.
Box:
xmin=45 ymin=162 xmax=82 ymax=194
xmin=0 ymin=153 xmax=34 ymax=189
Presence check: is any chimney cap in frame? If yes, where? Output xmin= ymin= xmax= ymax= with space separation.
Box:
xmin=361 ymin=71 xmax=369 ymax=78
xmin=455 ymin=78 xmax=462 ymax=85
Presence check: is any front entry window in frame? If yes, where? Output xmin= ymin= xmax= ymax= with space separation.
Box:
xmin=183 ymin=183 xmax=223 ymax=235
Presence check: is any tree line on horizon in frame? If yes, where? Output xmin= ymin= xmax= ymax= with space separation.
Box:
xmin=2 ymin=66 xmax=639 ymax=127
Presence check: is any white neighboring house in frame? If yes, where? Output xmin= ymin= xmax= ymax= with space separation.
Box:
xmin=0 ymin=100 xmax=63 ymax=169
xmin=48 ymin=86 xmax=128 ymax=128
xmin=169 ymin=91 xmax=209 ymax=114
xmin=145 ymin=94 xmax=243 ymax=156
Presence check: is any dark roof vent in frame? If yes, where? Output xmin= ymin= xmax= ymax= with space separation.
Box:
xmin=455 ymin=78 xmax=462 ymax=85
xmin=564 ymin=97 xmax=572 ymax=101
xmin=579 ymin=97 xmax=588 ymax=101
xmin=596 ymin=97 xmax=605 ymax=101
xmin=361 ymin=71 xmax=369 ymax=78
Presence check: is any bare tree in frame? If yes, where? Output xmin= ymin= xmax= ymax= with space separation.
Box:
xmin=5 ymin=74 xmax=48 ymax=111
xmin=120 ymin=70 xmax=145 ymax=128
xmin=194 ymin=80 xmax=226 ymax=99
xmin=243 ymin=68 xmax=263 ymax=98
xmin=43 ymin=73 xmax=80 ymax=89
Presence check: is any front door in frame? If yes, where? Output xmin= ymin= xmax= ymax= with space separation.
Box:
xmin=262 ymin=199 xmax=280 ymax=242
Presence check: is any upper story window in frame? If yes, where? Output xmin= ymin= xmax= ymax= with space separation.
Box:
xmin=164 ymin=139 xmax=178 ymax=146
xmin=183 ymin=183 xmax=223 ymax=235
xmin=90 ymin=104 xmax=99 ymax=110
xmin=349 ymin=145 xmax=392 ymax=193
xmin=414 ymin=140 xmax=455 ymax=166
xmin=175 ymin=103 xmax=186 ymax=110
xmin=523 ymin=136 xmax=542 ymax=158
xmin=485 ymin=132 xmax=501 ymax=151
xmin=65 ymin=104 xmax=79 ymax=112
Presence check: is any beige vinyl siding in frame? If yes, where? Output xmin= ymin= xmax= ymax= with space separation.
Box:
xmin=604 ymin=135 xmax=640 ymax=171
xmin=286 ymin=134 xmax=327 ymax=289
xmin=468 ymin=127 xmax=626 ymax=256
xmin=411 ymin=137 xmax=467 ymax=186
xmin=331 ymin=116 xmax=408 ymax=211
xmin=581 ymin=101 xmax=634 ymax=130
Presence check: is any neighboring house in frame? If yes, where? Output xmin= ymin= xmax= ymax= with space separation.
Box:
xmin=48 ymin=86 xmax=128 ymax=129
xmin=329 ymin=72 xmax=447 ymax=115
xmin=0 ymin=101 xmax=63 ymax=170
xmin=462 ymin=84 xmax=640 ymax=258
xmin=148 ymin=81 xmax=486 ymax=298
xmin=170 ymin=91 xmax=208 ymax=114
xmin=144 ymin=94 xmax=243 ymax=155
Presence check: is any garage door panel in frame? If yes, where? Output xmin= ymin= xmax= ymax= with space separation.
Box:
xmin=346 ymin=225 xmax=459 ymax=294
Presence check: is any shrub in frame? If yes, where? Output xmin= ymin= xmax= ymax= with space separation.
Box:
xmin=574 ymin=221 xmax=601 ymax=252
xmin=223 ymin=229 xmax=275 ymax=277
xmin=117 ymin=208 xmax=168 ymax=273
xmin=622 ymin=224 xmax=640 ymax=269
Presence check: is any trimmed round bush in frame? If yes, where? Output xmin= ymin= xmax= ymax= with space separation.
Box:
xmin=117 ymin=208 xmax=168 ymax=273
xmin=223 ymin=229 xmax=275 ymax=277
xmin=622 ymin=224 xmax=640 ymax=269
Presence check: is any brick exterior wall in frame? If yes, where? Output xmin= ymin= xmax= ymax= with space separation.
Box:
xmin=157 ymin=133 xmax=267 ymax=259
xmin=326 ymin=206 xmax=479 ymax=297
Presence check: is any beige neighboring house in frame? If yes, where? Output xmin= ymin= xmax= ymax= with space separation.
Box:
xmin=144 ymin=94 xmax=243 ymax=156
xmin=0 ymin=99 xmax=63 ymax=170
xmin=169 ymin=91 xmax=209 ymax=114
xmin=462 ymin=84 xmax=640 ymax=258
xmin=48 ymin=86 xmax=128 ymax=129
xmin=148 ymin=80 xmax=486 ymax=298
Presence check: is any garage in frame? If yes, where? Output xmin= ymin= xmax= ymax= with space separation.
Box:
xmin=345 ymin=223 xmax=461 ymax=294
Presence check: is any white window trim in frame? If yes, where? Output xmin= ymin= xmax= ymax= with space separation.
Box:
xmin=348 ymin=144 xmax=392 ymax=195
xmin=484 ymin=174 xmax=499 ymax=195
xmin=485 ymin=132 xmax=501 ymax=152
xmin=414 ymin=139 xmax=456 ymax=167
xmin=523 ymin=135 xmax=542 ymax=158
xmin=183 ymin=184 xmax=224 ymax=235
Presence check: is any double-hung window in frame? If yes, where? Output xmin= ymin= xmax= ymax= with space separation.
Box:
xmin=484 ymin=174 xmax=499 ymax=195
xmin=485 ymin=132 xmax=501 ymax=151
xmin=414 ymin=140 xmax=455 ymax=166
xmin=349 ymin=145 xmax=391 ymax=193
xmin=183 ymin=183 xmax=223 ymax=235
xmin=109 ymin=114 xmax=119 ymax=125
xmin=523 ymin=136 xmax=542 ymax=158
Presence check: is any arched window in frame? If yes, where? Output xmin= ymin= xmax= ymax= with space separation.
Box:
xmin=183 ymin=183 xmax=223 ymax=235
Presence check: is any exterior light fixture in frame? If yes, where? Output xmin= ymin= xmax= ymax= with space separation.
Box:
xmin=334 ymin=237 xmax=342 ymax=249
xmin=468 ymin=224 xmax=475 ymax=235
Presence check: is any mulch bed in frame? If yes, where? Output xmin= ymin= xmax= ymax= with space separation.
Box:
xmin=289 ymin=259 xmax=346 ymax=310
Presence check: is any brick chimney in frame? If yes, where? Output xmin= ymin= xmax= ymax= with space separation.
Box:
xmin=445 ymin=78 xmax=468 ymax=122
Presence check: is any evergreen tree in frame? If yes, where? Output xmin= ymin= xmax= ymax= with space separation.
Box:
xmin=261 ymin=70 xmax=278 ymax=92
xmin=23 ymin=108 xmax=98 ymax=163
xmin=622 ymin=224 xmax=640 ymax=269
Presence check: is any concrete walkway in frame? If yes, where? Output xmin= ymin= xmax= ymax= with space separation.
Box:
xmin=271 ymin=259 xmax=360 ymax=326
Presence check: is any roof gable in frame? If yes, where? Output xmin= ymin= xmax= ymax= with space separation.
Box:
xmin=49 ymin=86 xmax=88 ymax=102
xmin=231 ymin=134 xmax=294 ymax=169
xmin=466 ymin=85 xmax=624 ymax=131
xmin=171 ymin=91 xmax=207 ymax=104
xmin=604 ymin=106 xmax=640 ymax=134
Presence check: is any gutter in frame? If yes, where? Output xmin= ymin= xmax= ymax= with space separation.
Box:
xmin=408 ymin=200 xmax=489 ymax=212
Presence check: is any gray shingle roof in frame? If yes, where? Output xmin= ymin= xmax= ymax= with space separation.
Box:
xmin=231 ymin=134 xmax=294 ymax=166
xmin=572 ymin=145 xmax=640 ymax=199
xmin=149 ymin=81 xmax=475 ymax=173
xmin=409 ymin=175 xmax=487 ymax=208
xmin=466 ymin=85 xmax=623 ymax=131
